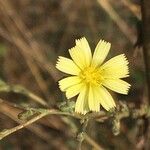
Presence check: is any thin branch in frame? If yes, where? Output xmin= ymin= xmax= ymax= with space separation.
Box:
xmin=0 ymin=81 xmax=48 ymax=107
xmin=97 ymin=0 xmax=135 ymax=43
xmin=0 ymin=110 xmax=49 ymax=140
xmin=141 ymin=1 xmax=150 ymax=149
xmin=84 ymin=133 xmax=104 ymax=150
xmin=122 ymin=0 xmax=141 ymax=19
xmin=141 ymin=0 xmax=150 ymax=103
xmin=0 ymin=107 xmax=69 ymax=149
xmin=0 ymin=109 xmax=76 ymax=140
xmin=1 ymin=102 xmax=150 ymax=141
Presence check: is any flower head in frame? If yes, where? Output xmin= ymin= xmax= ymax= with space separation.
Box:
xmin=56 ymin=37 xmax=131 ymax=114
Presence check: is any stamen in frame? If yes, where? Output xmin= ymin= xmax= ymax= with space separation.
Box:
xmin=79 ymin=67 xmax=104 ymax=85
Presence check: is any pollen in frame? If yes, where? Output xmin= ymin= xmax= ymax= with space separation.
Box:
xmin=79 ymin=67 xmax=104 ymax=85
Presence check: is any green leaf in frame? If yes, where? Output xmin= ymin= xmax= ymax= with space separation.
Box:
xmin=58 ymin=101 xmax=75 ymax=112
xmin=18 ymin=108 xmax=48 ymax=121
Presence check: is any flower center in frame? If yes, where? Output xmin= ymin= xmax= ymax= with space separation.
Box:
xmin=80 ymin=67 xmax=104 ymax=85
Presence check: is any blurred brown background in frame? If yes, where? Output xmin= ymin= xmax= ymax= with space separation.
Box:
xmin=0 ymin=0 xmax=148 ymax=150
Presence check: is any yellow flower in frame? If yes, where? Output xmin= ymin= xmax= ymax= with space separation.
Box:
xmin=56 ymin=37 xmax=131 ymax=114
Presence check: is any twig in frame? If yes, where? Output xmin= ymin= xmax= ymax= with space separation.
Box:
xmin=1 ymin=102 xmax=150 ymax=141
xmin=0 ymin=0 xmax=59 ymax=81
xmin=77 ymin=118 xmax=104 ymax=150
xmin=84 ymin=133 xmax=104 ymax=150
xmin=141 ymin=1 xmax=150 ymax=149
xmin=141 ymin=0 xmax=150 ymax=103
xmin=0 ymin=81 xmax=48 ymax=107
xmin=0 ymin=99 xmax=69 ymax=149
xmin=0 ymin=110 xmax=49 ymax=140
xmin=0 ymin=99 xmax=102 ymax=149
xmin=97 ymin=0 xmax=135 ymax=43
xmin=28 ymin=92 xmax=48 ymax=106
xmin=122 ymin=0 xmax=141 ymax=19
xmin=0 ymin=109 xmax=76 ymax=140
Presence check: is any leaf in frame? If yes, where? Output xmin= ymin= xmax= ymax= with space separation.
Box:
xmin=58 ymin=101 xmax=75 ymax=112
xmin=18 ymin=108 xmax=48 ymax=121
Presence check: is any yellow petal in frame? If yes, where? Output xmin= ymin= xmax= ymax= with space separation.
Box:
xmin=100 ymin=54 xmax=129 ymax=79
xmin=65 ymin=82 xmax=83 ymax=99
xmin=91 ymin=40 xmax=111 ymax=68
xmin=75 ymin=37 xmax=92 ymax=66
xmin=59 ymin=76 xmax=82 ymax=92
xmin=69 ymin=37 xmax=92 ymax=69
xmin=56 ymin=56 xmax=80 ymax=75
xmin=102 ymin=79 xmax=131 ymax=94
xmin=88 ymin=85 xmax=100 ymax=112
xmin=98 ymin=86 xmax=116 ymax=111
xmin=69 ymin=47 xmax=85 ymax=69
xmin=75 ymin=85 xmax=89 ymax=114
